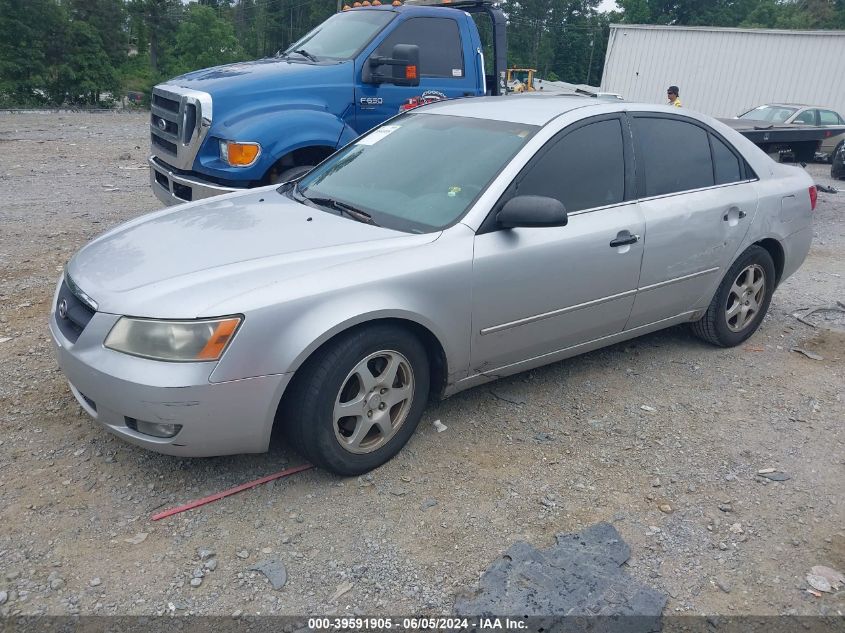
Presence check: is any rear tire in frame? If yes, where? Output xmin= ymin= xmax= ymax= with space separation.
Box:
xmin=281 ymin=324 xmax=430 ymax=476
xmin=691 ymin=245 xmax=775 ymax=347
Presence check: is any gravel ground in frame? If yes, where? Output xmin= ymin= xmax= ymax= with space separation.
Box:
xmin=0 ymin=112 xmax=843 ymax=618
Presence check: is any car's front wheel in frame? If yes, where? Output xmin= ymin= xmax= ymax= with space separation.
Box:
xmin=281 ymin=324 xmax=430 ymax=475
xmin=691 ymin=245 xmax=776 ymax=347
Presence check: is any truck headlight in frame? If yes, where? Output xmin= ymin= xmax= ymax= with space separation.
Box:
xmin=105 ymin=317 xmax=242 ymax=362
xmin=220 ymin=140 xmax=261 ymax=167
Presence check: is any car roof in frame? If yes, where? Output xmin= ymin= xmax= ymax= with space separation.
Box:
xmin=418 ymin=94 xmax=603 ymax=125
xmin=762 ymin=103 xmax=837 ymax=110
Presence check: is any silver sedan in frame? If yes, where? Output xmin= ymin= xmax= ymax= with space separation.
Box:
xmin=50 ymin=96 xmax=815 ymax=475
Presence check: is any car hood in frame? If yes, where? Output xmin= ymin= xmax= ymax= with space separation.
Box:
xmin=67 ymin=189 xmax=438 ymax=317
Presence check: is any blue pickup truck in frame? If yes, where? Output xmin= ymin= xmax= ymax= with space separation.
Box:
xmin=149 ymin=0 xmax=506 ymax=205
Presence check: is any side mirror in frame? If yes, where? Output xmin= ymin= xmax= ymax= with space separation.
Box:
xmin=365 ymin=44 xmax=420 ymax=87
xmin=497 ymin=195 xmax=568 ymax=229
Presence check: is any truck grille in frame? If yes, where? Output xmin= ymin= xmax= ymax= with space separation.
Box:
xmin=150 ymin=86 xmax=212 ymax=171
xmin=55 ymin=279 xmax=96 ymax=344
xmin=152 ymin=134 xmax=177 ymax=155
xmin=152 ymin=93 xmax=179 ymax=113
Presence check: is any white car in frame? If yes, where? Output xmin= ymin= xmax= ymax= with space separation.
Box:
xmin=738 ymin=104 xmax=845 ymax=160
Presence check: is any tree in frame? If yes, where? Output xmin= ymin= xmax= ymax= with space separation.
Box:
xmin=51 ymin=20 xmax=119 ymax=104
xmin=168 ymin=4 xmax=244 ymax=76
xmin=67 ymin=0 xmax=129 ymax=67
xmin=128 ymin=0 xmax=181 ymax=73
xmin=0 ymin=0 xmax=67 ymax=105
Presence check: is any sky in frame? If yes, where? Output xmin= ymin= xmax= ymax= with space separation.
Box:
xmin=598 ymin=0 xmax=619 ymax=12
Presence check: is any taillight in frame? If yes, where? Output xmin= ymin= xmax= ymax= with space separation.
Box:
xmin=809 ymin=185 xmax=817 ymax=211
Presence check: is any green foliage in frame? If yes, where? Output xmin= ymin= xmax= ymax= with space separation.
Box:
xmin=0 ymin=0 xmax=66 ymax=106
xmin=0 ymin=0 xmax=842 ymax=107
xmin=616 ymin=0 xmax=845 ymax=29
xmin=167 ymin=4 xmax=244 ymax=76
xmin=51 ymin=20 xmax=121 ymax=104
xmin=500 ymin=0 xmax=609 ymax=85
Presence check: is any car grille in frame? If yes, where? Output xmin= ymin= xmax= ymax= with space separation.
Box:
xmin=55 ymin=280 xmax=96 ymax=344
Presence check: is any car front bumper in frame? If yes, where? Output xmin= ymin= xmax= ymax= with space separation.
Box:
xmin=149 ymin=156 xmax=245 ymax=206
xmin=49 ymin=302 xmax=290 ymax=457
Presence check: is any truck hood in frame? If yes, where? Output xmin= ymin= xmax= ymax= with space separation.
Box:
xmin=163 ymin=57 xmax=350 ymax=99
xmin=67 ymin=189 xmax=437 ymax=317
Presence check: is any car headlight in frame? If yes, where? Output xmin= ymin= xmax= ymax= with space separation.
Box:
xmin=104 ymin=316 xmax=242 ymax=362
xmin=220 ymin=140 xmax=261 ymax=167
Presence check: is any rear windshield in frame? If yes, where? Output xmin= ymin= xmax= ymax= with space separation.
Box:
xmin=738 ymin=105 xmax=798 ymax=124
xmin=294 ymin=113 xmax=538 ymax=233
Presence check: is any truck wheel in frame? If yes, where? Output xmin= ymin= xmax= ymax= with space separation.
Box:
xmin=282 ymin=324 xmax=430 ymax=476
xmin=273 ymin=165 xmax=313 ymax=184
xmin=690 ymin=246 xmax=775 ymax=348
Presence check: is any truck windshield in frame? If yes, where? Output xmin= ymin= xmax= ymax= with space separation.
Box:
xmin=282 ymin=10 xmax=395 ymax=61
xmin=738 ymin=105 xmax=798 ymax=124
xmin=293 ymin=113 xmax=538 ymax=233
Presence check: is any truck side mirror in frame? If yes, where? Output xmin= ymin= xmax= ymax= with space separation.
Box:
xmin=365 ymin=44 xmax=420 ymax=87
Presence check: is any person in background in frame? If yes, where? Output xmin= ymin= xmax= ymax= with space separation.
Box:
xmin=667 ymin=86 xmax=682 ymax=107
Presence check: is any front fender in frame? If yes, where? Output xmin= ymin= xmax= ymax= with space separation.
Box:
xmin=208 ymin=226 xmax=476 ymax=387
xmin=196 ymin=108 xmax=349 ymax=181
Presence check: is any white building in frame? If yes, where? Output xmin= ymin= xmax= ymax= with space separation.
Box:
xmin=600 ymin=24 xmax=845 ymax=118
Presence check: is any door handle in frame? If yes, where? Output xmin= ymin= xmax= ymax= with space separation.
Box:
xmin=609 ymin=233 xmax=640 ymax=247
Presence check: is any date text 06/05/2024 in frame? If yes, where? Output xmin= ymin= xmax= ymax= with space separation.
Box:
xmin=307 ymin=617 xmax=528 ymax=630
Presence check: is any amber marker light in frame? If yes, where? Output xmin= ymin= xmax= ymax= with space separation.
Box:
xmin=196 ymin=318 xmax=242 ymax=360
xmin=220 ymin=140 xmax=261 ymax=167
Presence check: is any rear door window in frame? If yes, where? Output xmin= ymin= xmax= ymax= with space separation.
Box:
xmin=377 ymin=17 xmax=464 ymax=78
xmin=793 ymin=110 xmax=817 ymax=125
xmin=633 ymin=117 xmax=714 ymax=197
xmin=514 ymin=118 xmax=626 ymax=212
xmin=819 ymin=110 xmax=841 ymax=125
xmin=710 ymin=134 xmax=742 ymax=185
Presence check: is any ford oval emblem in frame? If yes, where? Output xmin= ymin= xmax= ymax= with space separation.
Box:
xmin=58 ymin=299 xmax=69 ymax=320
xmin=157 ymin=117 xmax=167 ymax=131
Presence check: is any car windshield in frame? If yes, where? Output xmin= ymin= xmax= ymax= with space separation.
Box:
xmin=738 ymin=105 xmax=798 ymax=123
xmin=281 ymin=10 xmax=394 ymax=60
xmin=293 ymin=113 xmax=538 ymax=233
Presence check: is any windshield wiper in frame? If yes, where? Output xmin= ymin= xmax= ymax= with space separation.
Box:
xmin=296 ymin=189 xmax=378 ymax=225
xmin=289 ymin=48 xmax=318 ymax=62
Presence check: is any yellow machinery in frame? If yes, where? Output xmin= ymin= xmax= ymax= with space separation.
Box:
xmin=507 ymin=68 xmax=537 ymax=92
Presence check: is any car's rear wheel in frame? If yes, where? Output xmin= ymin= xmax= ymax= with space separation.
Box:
xmin=691 ymin=245 xmax=776 ymax=347
xmin=281 ymin=324 xmax=430 ymax=475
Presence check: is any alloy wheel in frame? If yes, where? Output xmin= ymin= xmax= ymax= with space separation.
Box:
xmin=725 ymin=264 xmax=766 ymax=332
xmin=333 ymin=350 xmax=415 ymax=454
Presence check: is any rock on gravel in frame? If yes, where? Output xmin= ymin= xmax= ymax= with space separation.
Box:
xmin=197 ymin=548 xmax=216 ymax=561
xmin=248 ymin=559 xmax=288 ymax=590
xmin=455 ymin=522 xmax=667 ymax=618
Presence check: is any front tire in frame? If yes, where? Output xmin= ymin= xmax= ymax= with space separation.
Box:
xmin=273 ymin=165 xmax=314 ymax=185
xmin=691 ymin=245 xmax=776 ymax=347
xmin=281 ymin=324 xmax=430 ymax=476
